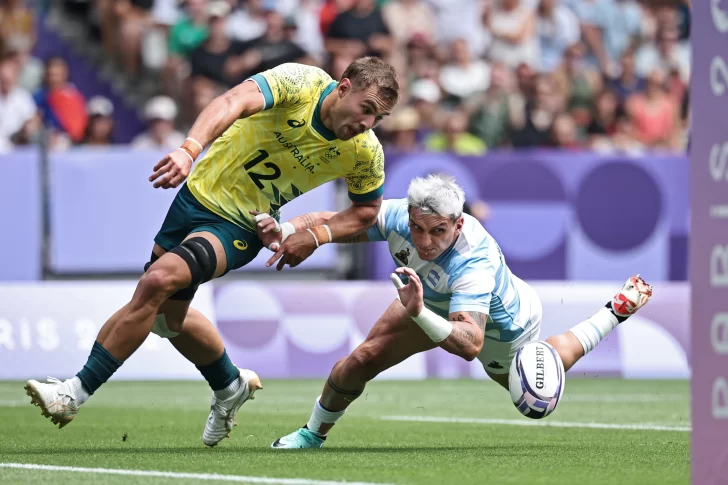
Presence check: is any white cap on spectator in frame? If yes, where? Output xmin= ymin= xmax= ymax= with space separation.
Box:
xmin=383 ymin=106 xmax=420 ymax=132
xmin=144 ymin=96 xmax=178 ymax=121
xmin=87 ymin=96 xmax=114 ymax=117
xmin=409 ymin=79 xmax=441 ymax=104
xmin=207 ymin=0 xmax=231 ymax=18
xmin=3 ymin=35 xmax=32 ymax=55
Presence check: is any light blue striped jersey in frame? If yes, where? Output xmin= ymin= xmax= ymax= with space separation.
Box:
xmin=367 ymin=199 xmax=529 ymax=341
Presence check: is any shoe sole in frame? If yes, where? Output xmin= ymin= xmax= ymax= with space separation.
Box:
xmin=24 ymin=380 xmax=75 ymax=429
xmin=271 ymin=439 xmax=324 ymax=449
xmin=203 ymin=370 xmax=263 ymax=447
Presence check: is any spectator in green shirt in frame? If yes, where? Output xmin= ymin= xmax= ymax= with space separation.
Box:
xmin=168 ymin=0 xmax=210 ymax=57
xmin=163 ymin=0 xmax=210 ymax=98
xmin=426 ymin=108 xmax=487 ymax=155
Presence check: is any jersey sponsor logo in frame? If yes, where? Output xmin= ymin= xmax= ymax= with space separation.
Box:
xmin=273 ymin=131 xmax=316 ymax=174
xmin=287 ymin=119 xmax=306 ymax=128
xmin=233 ymin=240 xmax=248 ymax=251
xmin=394 ymin=247 xmax=410 ymax=265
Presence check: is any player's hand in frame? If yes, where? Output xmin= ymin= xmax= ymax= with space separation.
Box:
xmin=390 ymin=267 xmax=424 ymax=318
xmin=249 ymin=210 xmax=283 ymax=251
xmin=149 ymin=149 xmax=192 ymax=189
xmin=265 ymin=231 xmax=317 ymax=271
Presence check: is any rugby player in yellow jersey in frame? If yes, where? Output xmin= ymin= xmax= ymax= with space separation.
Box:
xmin=24 ymin=57 xmax=400 ymax=447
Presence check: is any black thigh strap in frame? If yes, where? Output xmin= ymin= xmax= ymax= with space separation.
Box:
xmin=168 ymin=237 xmax=217 ymax=286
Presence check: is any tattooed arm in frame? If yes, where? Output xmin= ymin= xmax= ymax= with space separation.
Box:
xmin=440 ymin=311 xmax=487 ymax=361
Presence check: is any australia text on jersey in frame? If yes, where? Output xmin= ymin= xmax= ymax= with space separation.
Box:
xmin=273 ymin=131 xmax=342 ymax=174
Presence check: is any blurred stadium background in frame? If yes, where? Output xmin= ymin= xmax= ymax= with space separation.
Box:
xmin=0 ymin=0 xmax=696 ymax=484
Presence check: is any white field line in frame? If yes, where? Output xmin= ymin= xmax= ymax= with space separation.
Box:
xmin=0 ymin=463 xmax=397 ymax=485
xmin=561 ymin=394 xmax=688 ymax=403
xmin=380 ymin=415 xmax=690 ymax=432
xmin=0 ymin=394 xmax=687 ymax=408
xmin=0 ymin=400 xmax=28 ymax=407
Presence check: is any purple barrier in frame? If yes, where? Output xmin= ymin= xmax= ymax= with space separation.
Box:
xmin=0 ymin=281 xmax=688 ymax=381
xmin=214 ymin=280 xmax=689 ymax=380
xmin=48 ymin=149 xmax=338 ymax=273
xmin=372 ymin=150 xmax=688 ymax=282
xmin=690 ymin=2 xmax=728 ymax=483
xmin=0 ymin=149 xmax=42 ymax=281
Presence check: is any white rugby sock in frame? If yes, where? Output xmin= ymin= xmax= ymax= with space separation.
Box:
xmin=213 ymin=377 xmax=241 ymax=401
xmin=68 ymin=376 xmax=90 ymax=406
xmin=569 ymin=306 xmax=620 ymax=355
xmin=306 ymin=396 xmax=345 ymax=436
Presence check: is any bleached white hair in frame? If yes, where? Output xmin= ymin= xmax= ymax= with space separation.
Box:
xmin=407 ymin=173 xmax=465 ymax=221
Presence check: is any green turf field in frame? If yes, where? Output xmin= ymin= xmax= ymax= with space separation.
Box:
xmin=0 ymin=379 xmax=689 ymax=485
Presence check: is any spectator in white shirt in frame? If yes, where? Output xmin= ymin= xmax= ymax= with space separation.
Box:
xmin=536 ymin=0 xmax=580 ymax=73
xmin=3 ymin=34 xmax=43 ymax=92
xmin=484 ymin=0 xmax=539 ymax=70
xmin=439 ymin=37 xmax=490 ymax=104
xmin=426 ymin=0 xmax=488 ymax=57
xmin=0 ymin=58 xmax=37 ymax=152
xmin=635 ymin=25 xmax=690 ymax=84
xmin=226 ymin=0 xmax=268 ymax=42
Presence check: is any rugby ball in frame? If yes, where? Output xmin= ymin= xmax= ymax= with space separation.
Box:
xmin=508 ymin=340 xmax=565 ymax=419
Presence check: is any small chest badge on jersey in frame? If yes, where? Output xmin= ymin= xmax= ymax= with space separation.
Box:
xmin=394 ymin=247 xmax=410 ymax=265
xmin=319 ymin=146 xmax=341 ymax=165
xmin=287 ymin=119 xmax=306 ymax=128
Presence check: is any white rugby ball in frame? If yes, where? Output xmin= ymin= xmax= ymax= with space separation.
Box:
xmin=508 ymin=340 xmax=565 ymax=419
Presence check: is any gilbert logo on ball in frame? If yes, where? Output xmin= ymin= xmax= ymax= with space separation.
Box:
xmin=508 ymin=341 xmax=565 ymax=420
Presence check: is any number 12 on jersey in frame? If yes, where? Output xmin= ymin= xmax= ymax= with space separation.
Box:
xmin=244 ymin=150 xmax=281 ymax=190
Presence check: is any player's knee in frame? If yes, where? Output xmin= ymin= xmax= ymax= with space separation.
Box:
xmin=139 ymin=267 xmax=182 ymax=298
xmin=346 ymin=345 xmax=381 ymax=380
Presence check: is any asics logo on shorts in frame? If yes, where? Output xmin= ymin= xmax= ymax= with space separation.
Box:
xmin=287 ymin=119 xmax=306 ymax=128
xmin=234 ymin=240 xmax=248 ymax=250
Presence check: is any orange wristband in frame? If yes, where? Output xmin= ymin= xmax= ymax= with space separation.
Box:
xmin=180 ymin=138 xmax=202 ymax=161
xmin=309 ymin=225 xmax=331 ymax=246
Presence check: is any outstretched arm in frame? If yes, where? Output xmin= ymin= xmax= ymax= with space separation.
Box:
xmin=252 ymin=209 xmax=373 ymax=250
xmin=256 ymin=198 xmax=381 ymax=270
xmin=288 ymin=209 xmax=374 ymax=244
xmin=317 ymin=198 xmax=381 ymax=243
xmin=392 ymin=267 xmax=486 ymax=361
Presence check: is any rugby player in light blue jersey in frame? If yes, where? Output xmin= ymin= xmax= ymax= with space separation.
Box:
xmin=253 ymin=173 xmax=653 ymax=449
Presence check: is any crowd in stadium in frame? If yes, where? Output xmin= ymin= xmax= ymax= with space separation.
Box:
xmin=0 ymin=0 xmax=691 ymax=154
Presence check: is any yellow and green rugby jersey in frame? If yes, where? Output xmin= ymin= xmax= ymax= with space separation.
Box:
xmin=186 ymin=63 xmax=385 ymax=232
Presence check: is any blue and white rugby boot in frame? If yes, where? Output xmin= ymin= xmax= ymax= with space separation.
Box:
xmin=271 ymin=427 xmax=326 ymax=449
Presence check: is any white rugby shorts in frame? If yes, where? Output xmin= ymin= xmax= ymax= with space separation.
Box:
xmin=476 ymin=277 xmax=543 ymax=375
